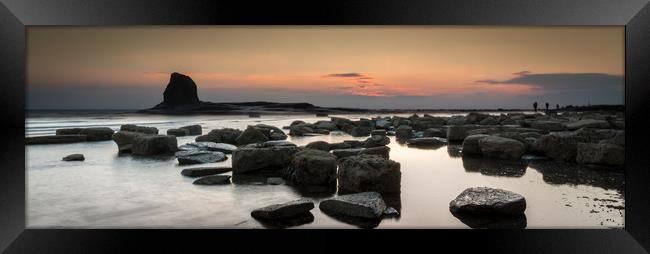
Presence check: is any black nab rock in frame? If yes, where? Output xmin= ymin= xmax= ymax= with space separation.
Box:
xmin=159 ymin=72 xmax=200 ymax=108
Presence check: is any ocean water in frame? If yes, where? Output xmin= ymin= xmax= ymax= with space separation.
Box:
xmin=26 ymin=112 xmax=624 ymax=229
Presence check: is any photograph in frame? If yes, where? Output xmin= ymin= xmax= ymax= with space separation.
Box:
xmin=25 ymin=26 xmax=625 ymax=229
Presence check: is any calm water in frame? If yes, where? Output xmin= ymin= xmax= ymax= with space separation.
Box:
xmin=26 ymin=112 xmax=624 ymax=229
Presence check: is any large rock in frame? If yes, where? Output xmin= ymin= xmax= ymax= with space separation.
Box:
xmin=111 ymin=131 xmax=145 ymax=153
xmin=576 ymin=143 xmax=624 ymax=166
xmin=160 ymin=72 xmax=200 ymax=107
xmin=305 ymin=141 xmax=331 ymax=151
xmin=338 ymin=155 xmax=401 ymax=194
xmin=423 ymin=128 xmax=445 ymax=138
xmin=120 ymin=124 xmax=159 ymax=134
xmin=331 ymin=148 xmax=365 ymax=159
xmin=180 ymin=124 xmax=202 ymax=135
xmin=363 ymin=135 xmax=390 ymax=148
xmin=181 ymin=167 xmax=232 ymax=177
xmin=167 ymin=128 xmax=190 ymax=136
xmin=449 ymin=187 xmax=526 ymax=215
xmin=56 ymin=127 xmax=115 ymax=141
xmin=284 ymin=149 xmax=337 ymax=186
xmin=289 ymin=123 xmax=314 ymax=136
xmin=465 ymin=112 xmax=490 ymax=124
xmin=131 ymin=135 xmax=178 ymax=155
xmin=462 ymin=134 xmax=489 ymax=156
xmin=479 ymin=116 xmax=499 ymax=125
xmin=254 ymin=124 xmax=287 ymax=140
xmin=175 ymin=150 xmax=227 ymax=165
xmin=395 ymin=125 xmax=413 ymax=140
xmin=565 ymin=119 xmax=610 ymax=130
xmin=406 ymin=137 xmax=447 ymax=147
xmin=359 ymin=146 xmax=390 ymax=159
xmin=478 ymin=136 xmax=526 ymax=160
xmin=178 ymin=142 xmax=237 ymax=154
xmin=251 ymin=199 xmax=315 ymax=220
xmin=195 ymin=128 xmax=242 ymax=144
xmin=232 ymin=146 xmax=299 ymax=174
xmin=193 ymin=175 xmax=231 ymax=185
xmin=446 ymin=125 xmax=484 ymax=141
xmin=236 ymin=126 xmax=269 ymax=145
xmin=531 ymin=129 xmax=619 ymax=162
xmin=26 ymin=134 xmax=87 ymax=145
xmin=319 ymin=192 xmax=387 ymax=219
xmin=62 ymin=154 xmax=85 ymax=161
xmin=349 ymin=126 xmax=372 ymax=137
xmin=530 ymin=121 xmax=565 ymax=132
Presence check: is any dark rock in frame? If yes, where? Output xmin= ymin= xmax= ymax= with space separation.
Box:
xmin=576 ymin=143 xmax=624 ymax=166
xmin=289 ymin=123 xmax=314 ymax=136
xmin=120 ymin=124 xmax=159 ymax=134
xmin=111 ymin=131 xmax=145 ymax=153
xmin=530 ymin=121 xmax=565 ymax=132
xmin=167 ymin=128 xmax=190 ymax=136
xmin=319 ymin=192 xmax=387 ymax=219
xmin=423 ymin=128 xmax=445 ymax=138
xmin=254 ymin=212 xmax=315 ymax=229
xmin=193 ymin=175 xmax=231 ymax=185
xmin=285 ymin=149 xmax=337 ymax=186
xmin=181 ymin=167 xmax=232 ymax=177
xmin=26 ymin=134 xmax=87 ymax=145
xmin=195 ymin=128 xmax=242 ymax=144
xmin=449 ymin=187 xmax=526 ymax=215
xmin=461 ymin=134 xmax=489 ymax=156
xmin=232 ymin=146 xmax=299 ymax=174
xmin=175 ymin=150 xmax=227 ymax=165
xmin=395 ymin=125 xmax=413 ymax=140
xmin=178 ymin=142 xmax=237 ymax=154
xmin=479 ymin=116 xmax=499 ymax=125
xmin=446 ymin=125 xmax=484 ymax=141
xmin=363 ymin=135 xmax=390 ymax=148
xmin=236 ymin=126 xmax=269 ymax=145
xmin=290 ymin=120 xmax=306 ymax=126
xmin=305 ymin=141 xmax=331 ymax=151
xmin=338 ymin=155 xmax=401 ymax=194
xmin=251 ymin=199 xmax=315 ymax=220
xmin=180 ymin=124 xmax=202 ymax=135
xmin=406 ymin=137 xmax=447 ymax=148
xmin=131 ymin=135 xmax=178 ymax=155
xmin=371 ymin=129 xmax=387 ymax=136
xmin=465 ymin=112 xmax=490 ymax=124
xmin=478 ymin=136 xmax=526 ymax=160
xmin=331 ymin=148 xmax=364 ymax=159
xmin=266 ymin=177 xmax=285 ymax=185
xmin=359 ymin=146 xmax=390 ymax=159
xmin=247 ymin=140 xmax=297 ymax=148
xmin=565 ymin=119 xmax=610 ymax=130
xmin=159 ymin=72 xmax=200 ymax=107
xmin=62 ymin=154 xmax=84 ymax=161
xmin=349 ymin=126 xmax=372 ymax=137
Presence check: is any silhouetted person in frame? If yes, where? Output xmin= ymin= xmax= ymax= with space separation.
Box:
xmin=545 ymin=102 xmax=549 ymax=111
xmin=533 ymin=102 xmax=538 ymax=112
xmin=556 ymin=104 xmax=559 ymax=110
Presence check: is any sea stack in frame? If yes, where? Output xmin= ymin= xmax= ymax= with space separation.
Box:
xmin=157 ymin=72 xmax=200 ymax=109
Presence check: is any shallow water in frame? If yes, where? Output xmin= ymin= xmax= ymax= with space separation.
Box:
xmin=26 ymin=112 xmax=624 ymax=229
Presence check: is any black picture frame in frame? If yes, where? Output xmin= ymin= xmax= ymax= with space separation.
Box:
xmin=1 ymin=0 xmax=649 ymax=253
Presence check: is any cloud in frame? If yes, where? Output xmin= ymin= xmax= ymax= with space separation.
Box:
xmin=477 ymin=72 xmax=623 ymax=91
xmin=323 ymin=73 xmax=364 ymax=78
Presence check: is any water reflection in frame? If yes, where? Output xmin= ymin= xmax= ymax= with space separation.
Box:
xmin=446 ymin=144 xmax=463 ymax=158
xmin=461 ymin=156 xmax=527 ymax=177
xmin=528 ymin=161 xmax=624 ymax=191
xmin=254 ymin=212 xmax=315 ymax=229
xmin=321 ymin=212 xmax=381 ymax=229
xmin=451 ymin=212 xmax=527 ymax=229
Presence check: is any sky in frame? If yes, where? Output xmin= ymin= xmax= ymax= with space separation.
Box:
xmin=27 ymin=26 xmax=624 ymax=110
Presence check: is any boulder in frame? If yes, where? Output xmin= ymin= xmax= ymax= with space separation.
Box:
xmin=266 ymin=177 xmax=285 ymax=185
xmin=181 ymin=167 xmax=232 ymax=177
xmin=254 ymin=124 xmax=287 ymax=140
xmin=500 ymin=117 xmax=518 ymax=125
xmin=395 ymin=125 xmax=413 ymax=140
xmin=423 ymin=128 xmax=445 ymax=138
xmin=26 ymin=134 xmax=87 ymax=145
xmin=576 ymin=143 xmax=624 ymax=166
xmin=56 ymin=127 xmax=115 ymax=141
xmin=478 ymin=136 xmax=526 ymax=160
xmin=305 ymin=141 xmax=331 ymax=151
xmin=180 ymin=124 xmax=202 ymax=135
xmin=461 ymin=134 xmax=489 ymax=156
xmin=363 ymin=135 xmax=390 ymax=148
xmin=332 ymin=148 xmax=365 ymax=159
xmin=284 ymin=149 xmax=337 ymax=186
xmin=62 ymin=154 xmax=84 ymax=161
xmin=338 ymin=155 xmax=401 ymax=194
xmin=349 ymin=126 xmax=372 ymax=137
xmin=251 ymin=199 xmax=315 ymax=220
xmin=530 ymin=121 xmax=565 ymax=132
xmin=479 ymin=116 xmax=499 ymax=125
xmin=406 ymin=137 xmax=447 ymax=147
xmin=465 ymin=112 xmax=490 ymax=124
xmin=290 ymin=120 xmax=306 ymax=126
xmin=167 ymin=128 xmax=190 ymax=136
xmin=193 ymin=175 xmax=231 ymax=185
xmin=236 ymin=126 xmax=269 ymax=145
xmin=195 ymin=128 xmax=242 ymax=144
xmin=446 ymin=125 xmax=484 ymax=141
xmin=248 ymin=140 xmax=297 ymax=148
xmin=375 ymin=119 xmax=391 ymax=129
xmin=131 ymin=135 xmax=178 ymax=156
xmin=120 ymin=124 xmax=159 ymax=134
xmin=178 ymin=142 xmax=237 ymax=154
xmin=175 ymin=150 xmax=227 ymax=165
xmin=111 ymin=131 xmax=145 ymax=153
xmin=371 ymin=129 xmax=387 ymax=136
xmin=314 ymin=121 xmax=338 ymax=131
xmin=289 ymin=123 xmax=314 ymax=136
xmin=319 ymin=192 xmax=387 ymax=219
xmin=359 ymin=146 xmax=390 ymax=159
xmin=232 ymin=146 xmax=299 ymax=174
xmin=565 ymin=119 xmax=610 ymax=130
xmin=449 ymin=187 xmax=526 ymax=215
xmin=159 ymin=72 xmax=200 ymax=107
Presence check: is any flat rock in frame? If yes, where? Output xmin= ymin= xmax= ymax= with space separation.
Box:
xmin=284 ymin=149 xmax=337 ymax=186
xmin=62 ymin=154 xmax=85 ymax=161
xmin=331 ymin=148 xmax=364 ymax=159
xmin=232 ymin=146 xmax=299 ymax=174
xmin=131 ymin=135 xmax=178 ymax=155
xmin=193 ymin=175 xmax=231 ymax=185
xmin=175 ymin=150 xmax=227 ymax=165
xmin=266 ymin=177 xmax=285 ymax=185
xmin=565 ymin=119 xmax=610 ymax=130
xmin=319 ymin=192 xmax=387 ymax=219
xmin=251 ymin=199 xmax=315 ymax=220
xmin=337 ymin=155 xmax=401 ymax=194
xmin=181 ymin=167 xmax=232 ymax=177
xmin=406 ymin=137 xmax=447 ymax=147
xmin=478 ymin=136 xmax=526 ymax=160
xmin=179 ymin=142 xmax=237 ymax=154
xmin=449 ymin=187 xmax=526 ymax=215
xmin=27 ymin=134 xmax=87 ymax=145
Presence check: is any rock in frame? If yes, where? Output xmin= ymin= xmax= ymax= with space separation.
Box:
xmin=406 ymin=137 xmax=447 ymax=147
xmin=314 ymin=121 xmax=338 ymax=131
xmin=446 ymin=116 xmax=467 ymax=125
xmin=375 ymin=119 xmax=391 ymax=129
xmin=423 ymin=128 xmax=445 ymax=138
xmin=449 ymin=187 xmax=526 ymax=215
xmin=305 ymin=141 xmax=331 ymax=151
xmin=251 ymin=199 xmax=315 ymax=220
xmin=338 ymin=155 xmax=401 ymax=194
xmin=120 ymin=124 xmax=159 ymax=134
xmin=195 ymin=128 xmax=242 ymax=144
xmin=266 ymin=177 xmax=285 ymax=185
xmin=55 ymin=127 xmax=115 ymax=141
xmin=395 ymin=125 xmax=413 ymax=140
xmin=159 ymin=72 xmax=200 ymax=107
xmin=331 ymin=148 xmax=365 ymax=159
xmin=479 ymin=116 xmax=499 ymax=125
xmin=329 ymin=142 xmax=352 ymax=150
xmin=284 ymin=149 xmax=337 ymax=186
xmin=167 ymin=128 xmax=190 ymax=136
xmin=181 ymin=167 xmax=232 ymax=177
xmin=462 ymin=134 xmax=489 ymax=156
xmin=319 ymin=192 xmax=387 ymax=219
xmin=331 ymin=117 xmax=355 ymax=130
xmin=530 ymin=130 xmax=614 ymax=162
xmin=530 ymin=121 xmax=565 ymax=132
xmin=465 ymin=112 xmax=490 ymax=124
xmin=180 ymin=124 xmax=202 ymax=135
xmin=576 ymin=143 xmax=624 ymax=166
xmin=236 ymin=126 xmax=269 ymax=145
xmin=178 ymin=142 xmax=237 ymax=154
xmin=500 ymin=117 xmax=518 ymax=125
xmin=131 ymin=135 xmax=178 ymax=155
xmin=289 ymin=123 xmax=314 ymax=136
xmin=290 ymin=120 xmax=306 ymax=126
xmin=383 ymin=207 xmax=400 ymax=217
xmin=363 ymin=135 xmax=390 ymax=148
xmin=565 ymin=119 xmax=610 ymax=130
xmin=371 ymin=129 xmax=387 ymax=136
xmin=343 ymin=140 xmax=364 ymax=148
xmin=192 ymin=175 xmax=231 ymax=185
xmin=254 ymin=124 xmax=287 ymax=140
xmin=478 ymin=136 xmax=526 ymax=160
xmin=175 ymin=150 xmax=227 ymax=165
xmin=111 ymin=131 xmax=145 ymax=152
xmin=26 ymin=134 xmax=87 ymax=145
xmin=349 ymin=126 xmax=372 ymax=137
xmin=248 ymin=140 xmax=297 ymax=148
xmin=232 ymin=146 xmax=299 ymax=174
xmin=316 ymin=113 xmax=329 ymax=117
xmin=446 ymin=125 xmax=484 ymax=141
xmin=62 ymin=154 xmax=84 ymax=161
xmin=462 ymin=156 xmax=527 ymax=177
xmin=359 ymin=146 xmax=390 ymax=159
